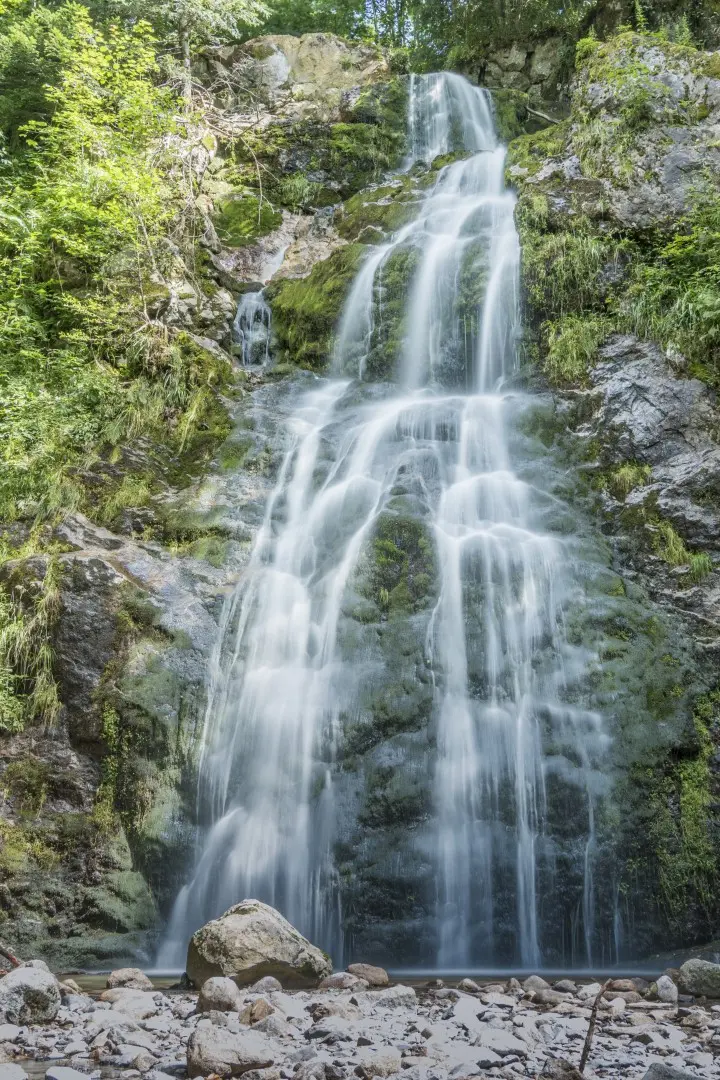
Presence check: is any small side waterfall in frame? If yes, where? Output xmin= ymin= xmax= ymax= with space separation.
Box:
xmin=160 ymin=72 xmax=609 ymax=969
xmin=232 ymin=291 xmax=271 ymax=367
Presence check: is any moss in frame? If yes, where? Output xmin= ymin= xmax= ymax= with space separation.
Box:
xmin=598 ymin=461 xmax=651 ymax=499
xmin=505 ymin=120 xmax=571 ymax=180
xmin=266 ymin=244 xmax=366 ymax=371
xmin=359 ymin=512 xmax=436 ymax=617
xmin=358 ymin=765 xmax=430 ymax=829
xmin=363 ymin=245 xmax=420 ymax=380
xmin=544 ymin=313 xmax=611 ymax=385
xmin=213 ymin=195 xmax=282 ymax=247
xmin=490 ymin=89 xmax=535 ymax=143
xmin=338 ymin=180 xmax=419 ymax=241
xmin=627 ymin=691 xmax=720 ymax=929
xmin=1 ymin=758 xmax=52 ymax=815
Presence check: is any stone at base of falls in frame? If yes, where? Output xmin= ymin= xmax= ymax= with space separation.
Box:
xmin=654 ymin=975 xmax=679 ymax=1004
xmin=187 ymin=1025 xmax=274 ymax=1077
xmin=540 ymin=1061 xmax=582 ymax=1080
xmin=678 ymin=958 xmax=720 ymax=997
xmin=198 ymin=977 xmax=245 ymax=1013
xmin=522 ymin=975 xmax=550 ymax=993
xmin=346 ymin=964 xmax=389 ymax=988
xmin=642 ymin=1066 xmax=700 ymax=1080
xmin=0 ymin=967 xmax=61 ymax=1025
xmin=318 ymin=973 xmax=369 ymax=991
xmin=107 ymin=968 xmax=154 ymax=991
xmin=0 ymin=1067 xmax=28 ymax=1080
xmin=186 ymin=899 xmax=332 ymax=989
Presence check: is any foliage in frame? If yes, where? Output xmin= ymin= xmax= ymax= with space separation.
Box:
xmin=0 ymin=2 xmax=232 ymax=526
xmin=544 ymin=313 xmax=610 ymax=385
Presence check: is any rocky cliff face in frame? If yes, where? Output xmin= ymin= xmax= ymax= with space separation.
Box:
xmin=508 ymin=30 xmax=720 ymax=952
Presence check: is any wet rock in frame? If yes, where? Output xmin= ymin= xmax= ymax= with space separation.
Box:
xmin=522 ymin=975 xmax=550 ymax=993
xmin=552 ymin=980 xmax=577 ymax=995
xmin=0 ymin=967 xmax=61 ymax=1025
xmin=107 ymin=969 xmax=154 ymax=992
xmin=187 ymin=899 xmax=332 ymax=988
xmin=678 ymin=958 xmax=720 ymax=997
xmin=346 ymin=964 xmax=389 ymax=988
xmin=456 ymin=979 xmax=480 ymax=994
xmin=606 ymin=978 xmax=636 ymax=992
xmin=187 ymin=1026 xmax=274 ymax=1077
xmin=198 ymin=977 xmax=245 ymax=1013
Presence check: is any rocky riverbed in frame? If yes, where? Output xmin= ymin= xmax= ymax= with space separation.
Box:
xmin=1 ymin=963 xmax=719 ymax=1080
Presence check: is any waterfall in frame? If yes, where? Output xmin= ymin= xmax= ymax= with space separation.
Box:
xmin=160 ymin=73 xmax=608 ymax=970
xmin=232 ymin=291 xmax=271 ymax=367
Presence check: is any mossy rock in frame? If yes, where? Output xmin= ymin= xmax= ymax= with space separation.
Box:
xmin=213 ymin=195 xmax=282 ymax=247
xmin=266 ymin=244 xmax=366 ymax=371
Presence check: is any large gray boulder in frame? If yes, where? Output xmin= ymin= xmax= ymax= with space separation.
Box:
xmin=0 ymin=966 xmax=61 ymax=1024
xmin=678 ymin=957 xmax=720 ymax=997
xmin=642 ymin=1065 xmax=699 ymax=1080
xmin=186 ymin=899 xmax=332 ymax=988
xmin=186 ymin=1026 xmax=274 ymax=1077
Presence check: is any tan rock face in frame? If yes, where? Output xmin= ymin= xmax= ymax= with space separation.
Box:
xmin=186 ymin=898 xmax=333 ymax=988
xmin=242 ymin=33 xmax=390 ymax=102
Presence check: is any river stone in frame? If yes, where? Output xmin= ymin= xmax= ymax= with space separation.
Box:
xmin=0 ymin=1067 xmax=28 ymax=1080
xmin=347 ymin=964 xmax=389 ymax=987
xmin=457 ymin=978 xmax=480 ymax=994
xmin=655 ymin=975 xmax=679 ymax=1004
xmin=0 ymin=967 xmax=61 ymax=1025
xmin=198 ymin=977 xmax=245 ymax=1013
xmin=187 ymin=899 xmax=332 ymax=988
xmin=522 ymin=975 xmax=550 ymax=993
xmin=678 ymin=958 xmax=720 ymax=997
xmin=107 ymin=968 xmax=153 ymax=991
xmin=46 ymin=1069 xmax=94 ymax=1080
xmin=318 ymin=972 xmax=368 ymax=990
xmin=247 ymin=976 xmax=282 ymax=993
xmin=641 ymin=1066 xmax=699 ymax=1080
xmin=186 ymin=1026 xmax=274 ymax=1077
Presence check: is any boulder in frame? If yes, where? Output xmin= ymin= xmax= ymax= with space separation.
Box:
xmin=0 ymin=966 xmax=61 ymax=1025
xmin=457 ymin=977 xmax=480 ymax=993
xmin=642 ymin=1066 xmax=699 ymax=1080
xmin=247 ymin=976 xmax=282 ymax=994
xmin=347 ymin=963 xmax=389 ymax=988
xmin=186 ymin=1026 xmax=274 ymax=1077
xmin=522 ymin=975 xmax=550 ymax=993
xmin=0 ymin=1068 xmax=28 ymax=1080
xmin=678 ymin=958 xmax=720 ymax=997
xmin=654 ymin=975 xmax=678 ymax=1004
xmin=106 ymin=968 xmax=153 ymax=991
xmin=198 ymin=976 xmax=245 ymax=1013
xmin=186 ymin=899 xmax=332 ymax=988
xmin=318 ymin=972 xmax=368 ymax=991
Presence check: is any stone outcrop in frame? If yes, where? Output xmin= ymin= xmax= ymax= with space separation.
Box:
xmin=186 ymin=899 xmax=332 ymax=988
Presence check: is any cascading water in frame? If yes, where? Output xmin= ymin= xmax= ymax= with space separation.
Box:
xmin=160 ymin=72 xmax=610 ymax=969
xmin=232 ymin=291 xmax=272 ymax=367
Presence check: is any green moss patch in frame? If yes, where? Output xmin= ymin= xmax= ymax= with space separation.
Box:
xmin=266 ymin=244 xmax=366 ymax=371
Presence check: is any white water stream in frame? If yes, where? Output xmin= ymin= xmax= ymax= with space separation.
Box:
xmin=160 ymin=72 xmax=607 ymax=969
